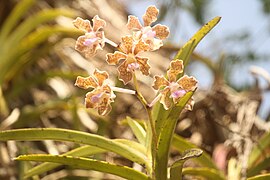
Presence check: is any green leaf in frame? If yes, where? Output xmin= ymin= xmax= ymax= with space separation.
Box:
xmin=182 ymin=167 xmax=226 ymax=180
xmin=172 ymin=134 xmax=218 ymax=169
xmin=154 ymin=91 xmax=194 ymax=180
xmin=248 ymin=131 xmax=270 ymax=168
xmin=0 ymin=128 xmax=150 ymax=171
xmin=15 ymin=154 xmax=149 ymax=180
xmin=247 ymin=156 xmax=270 ymax=177
xmin=170 ymin=148 xmax=203 ymax=180
xmin=24 ymin=145 xmax=106 ymax=178
xmin=126 ymin=116 xmax=146 ymax=145
xmin=174 ymin=16 xmax=221 ymax=67
xmin=247 ymin=174 xmax=270 ymax=180
xmin=0 ymin=0 xmax=35 ymax=42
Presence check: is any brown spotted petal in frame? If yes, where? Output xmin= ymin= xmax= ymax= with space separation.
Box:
xmin=75 ymin=76 xmax=98 ymax=89
xmin=93 ymin=69 xmax=109 ymax=86
xmin=178 ymin=75 xmax=198 ymax=91
xmin=73 ymin=17 xmax=92 ymax=32
xmin=160 ymin=88 xmax=172 ymax=110
xmin=75 ymin=36 xmax=100 ymax=58
xmin=143 ymin=5 xmax=159 ymax=26
xmin=134 ymin=39 xmax=150 ymax=54
xmin=127 ymin=15 xmax=143 ymax=30
xmin=152 ymin=24 xmax=170 ymax=40
xmin=152 ymin=75 xmax=169 ymax=90
xmin=118 ymin=61 xmax=133 ymax=85
xmin=136 ymin=56 xmax=150 ymax=75
xmin=120 ymin=35 xmax=134 ymax=54
xmin=97 ymin=95 xmax=112 ymax=116
xmin=92 ymin=15 xmax=106 ymax=32
xmin=167 ymin=59 xmax=184 ymax=82
xmin=106 ymin=51 xmax=127 ymax=65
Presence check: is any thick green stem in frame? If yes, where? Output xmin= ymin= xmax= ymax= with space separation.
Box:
xmin=132 ymin=73 xmax=157 ymax=179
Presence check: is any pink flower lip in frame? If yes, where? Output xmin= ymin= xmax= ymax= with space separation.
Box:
xmin=91 ymin=92 xmax=103 ymax=103
xmin=171 ymin=89 xmax=186 ymax=99
xmin=83 ymin=37 xmax=98 ymax=46
xmin=127 ymin=62 xmax=140 ymax=72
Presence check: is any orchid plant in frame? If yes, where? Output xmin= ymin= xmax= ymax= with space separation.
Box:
xmin=0 ymin=5 xmax=225 ymax=180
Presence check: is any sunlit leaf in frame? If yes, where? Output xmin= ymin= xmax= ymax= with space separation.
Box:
xmin=172 ymin=134 xmax=218 ymax=169
xmin=170 ymin=148 xmax=203 ymax=180
xmin=182 ymin=167 xmax=226 ymax=180
xmin=247 ymin=174 xmax=270 ymax=180
xmin=15 ymin=154 xmax=149 ymax=180
xmin=0 ymin=128 xmax=150 ymax=170
xmin=126 ymin=116 xmax=147 ymax=145
xmin=154 ymin=91 xmax=194 ymax=180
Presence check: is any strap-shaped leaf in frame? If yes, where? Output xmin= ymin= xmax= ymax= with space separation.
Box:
xmin=174 ymin=16 xmax=221 ymax=67
xmin=182 ymin=167 xmax=226 ymax=180
xmin=172 ymin=134 xmax=218 ymax=169
xmin=248 ymin=130 xmax=270 ymax=168
xmin=15 ymin=154 xmax=149 ymax=180
xmin=0 ymin=128 xmax=150 ymax=170
xmin=24 ymin=145 xmax=106 ymax=178
xmin=0 ymin=0 xmax=35 ymax=42
xmin=126 ymin=116 xmax=146 ymax=145
xmin=247 ymin=173 xmax=270 ymax=180
xmin=170 ymin=148 xmax=203 ymax=180
xmin=154 ymin=91 xmax=194 ymax=180
xmin=247 ymin=156 xmax=270 ymax=177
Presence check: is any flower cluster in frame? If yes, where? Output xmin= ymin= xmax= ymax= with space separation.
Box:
xmin=73 ymin=6 xmax=197 ymax=115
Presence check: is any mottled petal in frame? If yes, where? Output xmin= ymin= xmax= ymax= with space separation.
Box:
xmin=84 ymin=43 xmax=100 ymax=58
xmin=75 ymin=76 xmax=98 ymax=89
xmin=127 ymin=15 xmax=143 ymax=30
xmin=93 ymin=69 xmax=109 ymax=86
xmin=152 ymin=24 xmax=170 ymax=39
xmin=98 ymin=96 xmax=111 ymax=116
xmin=147 ymin=38 xmax=163 ymax=51
xmin=120 ymin=35 xmax=133 ymax=54
xmin=143 ymin=5 xmax=159 ymax=26
xmin=134 ymin=39 xmax=150 ymax=54
xmin=160 ymin=88 xmax=172 ymax=110
xmin=152 ymin=75 xmax=169 ymax=90
xmin=85 ymin=91 xmax=99 ymax=108
xmin=73 ymin=17 xmax=92 ymax=32
xmin=106 ymin=51 xmax=127 ymax=65
xmin=118 ymin=61 xmax=133 ymax=84
xmin=178 ymin=75 xmax=198 ymax=91
xmin=168 ymin=59 xmax=184 ymax=82
xmin=136 ymin=56 xmax=150 ymax=75
xmin=75 ymin=36 xmax=87 ymax=52
xmin=92 ymin=15 xmax=106 ymax=32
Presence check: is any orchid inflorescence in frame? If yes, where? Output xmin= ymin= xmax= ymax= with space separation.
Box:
xmin=73 ymin=5 xmax=198 ymax=115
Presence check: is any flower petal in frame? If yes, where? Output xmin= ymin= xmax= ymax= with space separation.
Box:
xmin=143 ymin=5 xmax=159 ymax=26
xmin=73 ymin=17 xmax=92 ymax=32
xmin=106 ymin=51 xmax=127 ymax=65
xmin=160 ymin=88 xmax=172 ymax=110
xmin=84 ymin=43 xmax=100 ymax=58
xmin=127 ymin=15 xmax=143 ymax=30
xmin=168 ymin=59 xmax=184 ymax=82
xmin=120 ymin=35 xmax=133 ymax=54
xmin=134 ymin=39 xmax=150 ymax=54
xmin=85 ymin=90 xmax=100 ymax=108
xmin=98 ymin=96 xmax=112 ymax=116
xmin=118 ymin=61 xmax=133 ymax=84
xmin=93 ymin=69 xmax=109 ymax=86
xmin=152 ymin=24 xmax=170 ymax=39
xmin=136 ymin=56 xmax=150 ymax=75
xmin=75 ymin=36 xmax=88 ymax=52
xmin=178 ymin=75 xmax=198 ymax=91
xmin=152 ymin=75 xmax=169 ymax=90
xmin=92 ymin=15 xmax=106 ymax=32
xmin=75 ymin=76 xmax=98 ymax=89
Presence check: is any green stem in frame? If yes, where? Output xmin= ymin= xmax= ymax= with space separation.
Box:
xmin=132 ymin=73 xmax=157 ymax=179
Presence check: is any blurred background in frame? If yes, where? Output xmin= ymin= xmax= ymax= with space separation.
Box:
xmin=1 ymin=0 xmax=270 ymax=179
